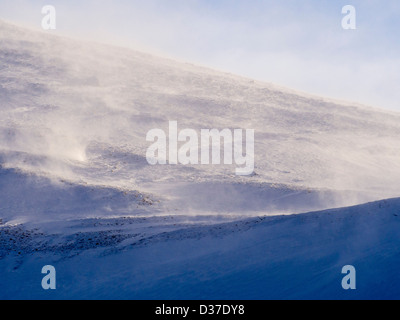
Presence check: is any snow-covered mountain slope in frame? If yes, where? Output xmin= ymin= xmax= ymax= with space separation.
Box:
xmin=1 ymin=20 xmax=400 ymax=300
xmin=1 ymin=20 xmax=400 ymax=218
xmin=0 ymin=166 xmax=158 ymax=224
xmin=2 ymin=197 xmax=400 ymax=299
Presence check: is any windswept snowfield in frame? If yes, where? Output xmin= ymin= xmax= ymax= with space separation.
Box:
xmin=1 ymin=20 xmax=400 ymax=299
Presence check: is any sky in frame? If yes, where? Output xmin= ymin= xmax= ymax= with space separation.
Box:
xmin=0 ymin=0 xmax=399 ymax=111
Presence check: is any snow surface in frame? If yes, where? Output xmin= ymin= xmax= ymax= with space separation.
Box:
xmin=1 ymin=20 xmax=400 ymax=299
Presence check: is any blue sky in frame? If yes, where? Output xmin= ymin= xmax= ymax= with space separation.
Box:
xmin=1 ymin=0 xmax=399 ymax=111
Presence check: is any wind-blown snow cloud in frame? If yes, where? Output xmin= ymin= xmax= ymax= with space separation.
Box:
xmin=0 ymin=0 xmax=399 ymax=111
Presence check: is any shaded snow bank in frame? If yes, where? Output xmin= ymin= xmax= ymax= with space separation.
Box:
xmin=1 ymin=197 xmax=400 ymax=299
